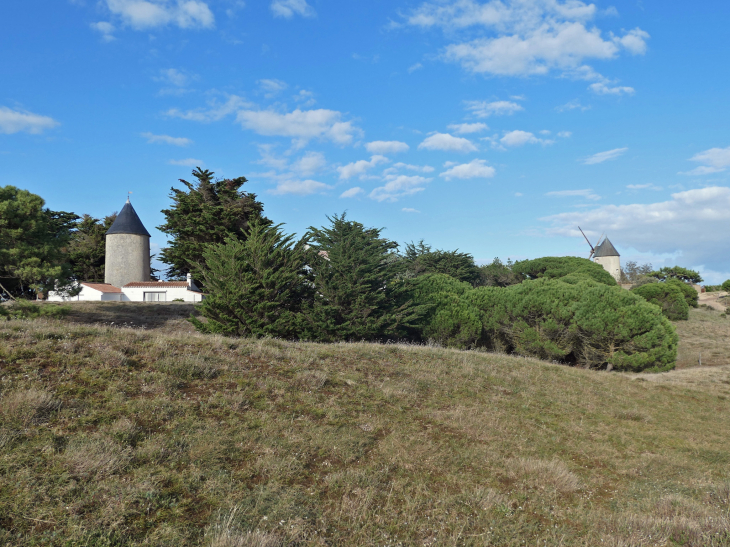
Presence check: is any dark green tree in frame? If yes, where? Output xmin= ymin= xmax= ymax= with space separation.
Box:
xmin=513 ymin=256 xmax=617 ymax=286
xmin=303 ymin=214 xmax=424 ymax=342
xmin=157 ymin=168 xmax=270 ymax=281
xmin=649 ymin=266 xmax=703 ymax=284
xmin=665 ymin=278 xmax=699 ymax=308
xmin=477 ymin=257 xmax=524 ymax=287
xmin=66 ymin=213 xmax=117 ymax=282
xmin=631 ymin=282 xmax=690 ymax=321
xmin=403 ymin=240 xmax=481 ymax=285
xmin=0 ymin=186 xmax=78 ymax=298
xmin=190 ymin=222 xmax=312 ymax=338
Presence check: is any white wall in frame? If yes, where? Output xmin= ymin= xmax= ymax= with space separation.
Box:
xmin=121 ymin=286 xmax=203 ymax=302
xmin=47 ymin=284 xmax=121 ymax=302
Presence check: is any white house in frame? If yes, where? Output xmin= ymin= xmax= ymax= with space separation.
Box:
xmin=47 ymin=198 xmax=204 ymax=303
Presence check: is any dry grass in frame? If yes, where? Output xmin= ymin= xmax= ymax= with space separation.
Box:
xmin=0 ymin=302 xmax=729 ymax=545
xmin=675 ymin=307 xmax=730 ymax=368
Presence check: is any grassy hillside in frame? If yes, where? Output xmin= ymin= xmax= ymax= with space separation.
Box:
xmin=0 ymin=303 xmax=729 ymax=546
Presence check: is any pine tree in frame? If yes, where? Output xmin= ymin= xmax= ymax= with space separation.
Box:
xmin=0 ymin=186 xmax=78 ymax=298
xmin=303 ymin=214 xmax=424 ymax=342
xmin=158 ymin=168 xmax=269 ymax=282
xmin=403 ymin=240 xmax=481 ymax=285
xmin=190 ymin=222 xmax=312 ymax=338
xmin=67 ymin=213 xmax=117 ymax=282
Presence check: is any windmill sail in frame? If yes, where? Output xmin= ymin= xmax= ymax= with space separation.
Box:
xmin=578 ymin=227 xmax=596 ymax=259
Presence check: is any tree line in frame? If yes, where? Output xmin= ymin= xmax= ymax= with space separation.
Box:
xmin=0 ymin=169 xmax=709 ymax=371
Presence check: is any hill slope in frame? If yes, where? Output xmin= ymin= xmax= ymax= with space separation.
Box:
xmin=0 ymin=303 xmax=729 ymax=546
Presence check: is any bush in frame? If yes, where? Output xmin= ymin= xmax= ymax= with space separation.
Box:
xmin=477 ymin=257 xmax=524 ymax=287
xmin=722 ymin=280 xmax=730 ymax=292
xmin=478 ymin=278 xmax=678 ymax=371
xmin=512 ymin=257 xmax=617 ymax=286
xmin=408 ymin=274 xmax=677 ymax=372
xmin=649 ymin=266 xmax=703 ymax=284
xmin=403 ymin=241 xmax=481 ymax=285
xmin=631 ymin=282 xmax=689 ymax=321
xmin=666 ymin=278 xmax=699 ymax=308
xmin=0 ymin=301 xmax=70 ymax=320
xmin=190 ymin=222 xmax=312 ymax=338
xmin=406 ymin=274 xmax=482 ymax=347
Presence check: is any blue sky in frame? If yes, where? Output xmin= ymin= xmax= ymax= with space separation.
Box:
xmin=3 ymin=0 xmax=730 ymax=281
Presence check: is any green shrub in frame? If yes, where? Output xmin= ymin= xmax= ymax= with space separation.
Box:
xmin=722 ymin=280 xmax=730 ymax=292
xmin=649 ymin=266 xmax=703 ymax=284
xmin=406 ymin=274 xmax=481 ymax=347
xmin=631 ymin=282 xmax=690 ymax=321
xmin=0 ymin=301 xmax=70 ymax=319
xmin=512 ymin=257 xmax=617 ymax=286
xmin=666 ymin=278 xmax=699 ymax=308
xmin=480 ymin=278 xmax=677 ymax=371
xmin=190 ymin=222 xmax=312 ymax=338
xmin=408 ymin=274 xmax=676 ymax=372
xmin=403 ymin=241 xmax=481 ymax=285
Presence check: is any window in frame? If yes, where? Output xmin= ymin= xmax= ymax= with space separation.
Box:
xmin=143 ymin=292 xmax=166 ymax=302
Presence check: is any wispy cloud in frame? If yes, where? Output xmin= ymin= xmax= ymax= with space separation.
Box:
xmin=546 ymin=189 xmax=600 ymax=201
xmin=271 ymin=0 xmax=315 ymax=18
xmin=104 ymin=0 xmax=215 ymax=30
xmin=369 ymin=175 xmax=431 ymax=202
xmin=338 ymin=155 xmax=389 ymax=180
xmin=439 ymin=159 xmax=495 ymax=180
xmin=448 ymin=122 xmax=488 ymax=134
xmin=418 ymin=132 xmax=477 ymax=153
xmin=582 ymin=147 xmax=628 ymax=165
xmin=0 ymin=106 xmax=59 ymax=134
xmin=169 ymin=158 xmax=204 ymax=167
xmin=465 ymin=100 xmax=523 ymax=118
xmin=340 ymin=187 xmax=364 ymax=198
xmin=680 ymin=146 xmax=730 ymax=176
xmin=141 ymin=132 xmax=192 ymax=146
xmin=365 ymin=140 xmax=409 ymax=154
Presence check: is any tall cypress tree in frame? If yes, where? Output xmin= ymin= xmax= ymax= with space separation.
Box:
xmin=158 ymin=168 xmax=269 ymax=281
xmin=303 ymin=213 xmax=425 ymax=342
xmin=190 ymin=222 xmax=312 ymax=338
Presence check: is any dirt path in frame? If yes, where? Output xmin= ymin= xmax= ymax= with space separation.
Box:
xmin=698 ymin=291 xmax=728 ymax=311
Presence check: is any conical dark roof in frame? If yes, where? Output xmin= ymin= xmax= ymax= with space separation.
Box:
xmin=594 ymin=237 xmax=619 ymax=257
xmin=106 ymin=199 xmax=151 ymax=237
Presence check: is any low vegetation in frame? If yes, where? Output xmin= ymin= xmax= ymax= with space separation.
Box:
xmin=0 ymin=303 xmax=728 ymax=546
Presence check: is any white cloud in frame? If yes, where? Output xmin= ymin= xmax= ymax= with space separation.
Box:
xmin=0 ymin=106 xmax=59 ymax=135
xmin=294 ymin=89 xmax=316 ymax=107
xmin=270 ymin=178 xmax=330 ymax=195
xmin=104 ymin=0 xmax=215 ymax=30
xmin=237 ymin=108 xmax=361 ymax=146
xmin=291 ymin=151 xmax=326 ymax=176
xmin=556 ymin=99 xmax=590 ymax=112
xmin=557 ymin=131 xmax=572 ymax=138
xmin=546 ymin=189 xmax=600 ymax=201
xmin=340 ymin=187 xmax=364 ymax=198
xmin=408 ymin=62 xmax=424 ymax=73
xmin=465 ymin=100 xmax=523 ymax=117
xmin=90 ymin=21 xmax=116 ymax=41
xmin=257 ymin=78 xmax=287 ymax=97
xmin=404 ymin=0 xmax=649 ymax=79
xmin=680 ymin=146 xmax=730 ymax=176
xmin=369 ymin=175 xmax=431 ymax=202
xmin=418 ymin=132 xmax=477 ymax=153
xmin=448 ymin=122 xmax=488 ymax=134
xmin=383 ymin=163 xmax=435 ymax=175
xmin=589 ymin=81 xmax=634 ymax=95
xmin=141 ymin=132 xmax=192 ymax=146
xmin=168 ymin=158 xmax=203 ymax=167
xmin=627 ymin=183 xmax=662 ymax=191
xmin=338 ymin=155 xmax=389 ymax=180
xmin=156 ymin=68 xmax=195 ymax=87
xmin=165 ymin=95 xmax=249 ymax=122
xmin=402 ymin=208 xmax=421 ymax=213
xmin=542 ymin=186 xmax=730 ymax=270
xmin=500 ymin=130 xmax=552 ymax=147
xmin=440 ymin=159 xmax=495 ymax=180
xmin=271 ymin=0 xmax=314 ymax=18
xmin=365 ymin=140 xmax=410 ymax=154
xmin=582 ymin=147 xmax=628 ymax=164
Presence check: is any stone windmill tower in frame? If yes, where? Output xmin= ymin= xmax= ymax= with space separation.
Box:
xmin=104 ymin=198 xmax=151 ymax=288
xmin=579 ymin=227 xmax=621 ymax=283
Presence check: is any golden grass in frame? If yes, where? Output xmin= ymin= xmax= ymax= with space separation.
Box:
xmin=675 ymin=307 xmax=730 ymax=368
xmin=0 ymin=302 xmax=728 ymax=545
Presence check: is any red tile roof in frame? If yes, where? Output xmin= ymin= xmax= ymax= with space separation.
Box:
xmin=81 ymin=283 xmax=122 ymax=293
xmin=123 ymin=282 xmax=189 ymax=288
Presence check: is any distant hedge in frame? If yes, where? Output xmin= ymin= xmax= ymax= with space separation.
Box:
xmin=631 ymin=282 xmax=690 ymax=321
xmin=409 ymin=274 xmax=677 ymax=372
xmin=512 ymin=256 xmax=617 ymax=286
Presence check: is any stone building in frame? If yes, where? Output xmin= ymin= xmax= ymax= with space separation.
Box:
xmin=48 ymin=199 xmax=203 ymax=303
xmin=593 ymin=237 xmax=621 ymax=283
